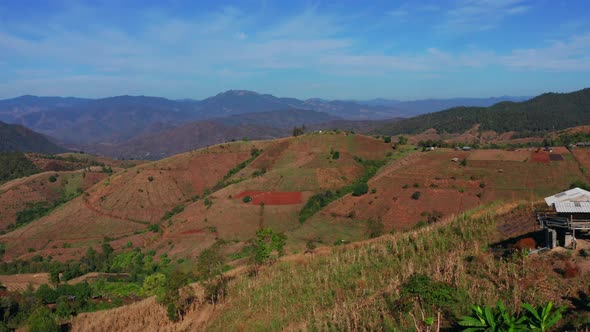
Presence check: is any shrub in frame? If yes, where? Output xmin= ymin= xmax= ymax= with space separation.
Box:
xmin=242 ymin=196 xmax=252 ymax=203
xmin=411 ymin=191 xmax=421 ymax=200
xmin=48 ymin=175 xmax=57 ymax=183
xmin=352 ymin=182 xmax=369 ymax=196
xmin=460 ymin=158 xmax=467 ymax=167
xmin=367 ymin=218 xmax=385 ymax=238
xmin=479 ymin=181 xmax=486 ymax=188
xmin=162 ymin=205 xmax=185 ymax=220
xmin=148 ymin=224 xmax=160 ymax=233
xmin=147 ymin=176 xmax=154 ymax=182
xmin=383 ymin=136 xmax=392 ymax=143
xmin=27 ymin=307 xmax=59 ymax=332
xmin=253 ymin=228 xmax=286 ymax=265
xmin=332 ymin=151 xmax=340 ymax=160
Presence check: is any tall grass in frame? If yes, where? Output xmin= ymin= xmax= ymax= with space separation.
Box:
xmin=206 ymin=203 xmax=587 ymax=331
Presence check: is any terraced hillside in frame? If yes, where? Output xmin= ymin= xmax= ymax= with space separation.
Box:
xmin=0 ymin=134 xmax=395 ymax=262
xmin=1 ymin=133 xmax=586 ymax=264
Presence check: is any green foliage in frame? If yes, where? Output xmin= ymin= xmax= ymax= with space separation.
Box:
xmin=242 ymin=196 xmax=252 ymax=203
xmin=27 ymin=307 xmax=59 ymax=332
xmin=299 ymin=158 xmax=386 ymax=222
xmin=548 ymin=131 xmax=590 ymax=146
xmin=252 ymin=168 xmax=266 ymax=177
xmin=459 ymin=301 xmax=564 ymax=332
xmin=398 ymin=135 xmax=408 ymax=145
xmin=299 ymin=190 xmax=335 ymax=223
xmin=253 ymin=228 xmax=286 ymax=265
xmin=12 ymin=202 xmax=52 ymax=230
xmin=156 ymin=270 xmax=191 ymax=322
xmin=213 ymin=148 xmax=263 ymax=191
xmin=352 ymin=182 xmax=369 ymax=196
xmin=142 ymin=273 xmax=167 ymax=298
xmin=162 ymin=204 xmax=185 ymax=220
xmin=460 ymin=158 xmax=468 ymax=167
xmin=48 ymin=175 xmax=57 ymax=183
xmin=383 ymin=136 xmax=392 ymax=143
xmin=411 ymin=191 xmax=421 ymax=200
xmin=0 ymin=152 xmax=40 ymax=184
xmin=197 ymin=243 xmax=225 ymax=280
xmin=331 ymin=151 xmax=340 ymax=160
xmin=147 ymin=224 xmax=160 ymax=233
xmin=521 ymin=302 xmax=565 ymax=332
xmin=569 ymin=180 xmax=590 ymax=191
xmin=459 ymin=301 xmax=526 ymax=332
xmin=398 ymin=274 xmax=463 ymax=311
xmin=147 ymin=176 xmax=154 ymax=182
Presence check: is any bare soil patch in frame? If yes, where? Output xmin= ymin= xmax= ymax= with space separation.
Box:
xmin=531 ymin=151 xmax=550 ymax=163
xmin=235 ymin=190 xmax=303 ymax=205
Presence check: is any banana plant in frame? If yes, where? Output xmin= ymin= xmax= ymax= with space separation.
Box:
xmin=458 ymin=301 xmax=527 ymax=332
xmin=521 ymin=301 xmax=565 ymax=332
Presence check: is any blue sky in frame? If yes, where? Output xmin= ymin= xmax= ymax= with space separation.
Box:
xmin=0 ymin=0 xmax=589 ymax=100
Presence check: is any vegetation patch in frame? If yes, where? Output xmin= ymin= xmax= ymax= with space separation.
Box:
xmin=0 ymin=152 xmax=40 ymax=184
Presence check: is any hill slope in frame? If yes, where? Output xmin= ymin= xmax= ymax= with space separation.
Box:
xmin=0 ymin=121 xmax=66 ymax=154
xmin=374 ymin=88 xmax=590 ymax=136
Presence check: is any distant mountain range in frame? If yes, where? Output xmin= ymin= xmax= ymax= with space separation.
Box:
xmin=0 ymin=90 xmax=530 ymax=146
xmin=360 ymin=96 xmax=531 ymax=114
xmin=0 ymin=121 xmax=67 ymax=154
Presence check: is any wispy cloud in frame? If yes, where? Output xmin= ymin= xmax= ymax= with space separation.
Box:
xmin=439 ymin=0 xmax=531 ymax=33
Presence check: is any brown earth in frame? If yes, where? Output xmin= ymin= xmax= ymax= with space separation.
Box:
xmin=234 ymin=191 xmax=303 ymax=205
xmin=0 ymin=170 xmax=109 ymax=231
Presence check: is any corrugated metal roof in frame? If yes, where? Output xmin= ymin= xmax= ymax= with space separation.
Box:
xmin=554 ymin=201 xmax=590 ymax=213
xmin=544 ymin=188 xmax=590 ymax=206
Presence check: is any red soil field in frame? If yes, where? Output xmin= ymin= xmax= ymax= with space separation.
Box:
xmin=235 ymin=190 xmax=302 ymax=205
xmin=531 ymin=151 xmax=550 ymax=163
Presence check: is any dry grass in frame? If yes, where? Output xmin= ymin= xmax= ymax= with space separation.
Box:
xmin=204 ymin=202 xmax=589 ymax=331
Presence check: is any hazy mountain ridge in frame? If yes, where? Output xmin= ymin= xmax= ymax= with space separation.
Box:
xmin=0 ymin=121 xmax=67 ymax=154
xmin=374 ymin=88 xmax=590 ymax=136
xmin=0 ymin=90 xmax=530 ymax=147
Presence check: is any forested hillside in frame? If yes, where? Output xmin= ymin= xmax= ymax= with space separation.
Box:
xmin=374 ymin=88 xmax=590 ymax=136
xmin=0 ymin=121 xmax=66 ymax=154
xmin=0 ymin=153 xmax=40 ymax=184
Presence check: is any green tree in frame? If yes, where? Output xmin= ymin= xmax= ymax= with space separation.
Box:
xmin=142 ymin=273 xmax=166 ymax=298
xmin=253 ymin=228 xmax=286 ymax=265
xmin=197 ymin=244 xmax=225 ymax=280
xmin=398 ymin=136 xmax=408 ymax=145
xmin=27 ymin=306 xmax=59 ymax=332
xmin=352 ymin=182 xmax=369 ymax=196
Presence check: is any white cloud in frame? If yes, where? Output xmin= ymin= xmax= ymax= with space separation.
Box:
xmin=440 ymin=0 xmax=531 ymax=33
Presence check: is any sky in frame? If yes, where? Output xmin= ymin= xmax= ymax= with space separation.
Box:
xmin=0 ymin=0 xmax=589 ymax=100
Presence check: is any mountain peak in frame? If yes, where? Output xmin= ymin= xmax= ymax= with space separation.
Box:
xmin=217 ymin=90 xmax=260 ymax=97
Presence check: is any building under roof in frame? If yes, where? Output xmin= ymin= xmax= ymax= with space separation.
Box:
xmin=544 ymin=187 xmax=590 ymax=206
xmin=538 ymin=187 xmax=590 ymax=249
